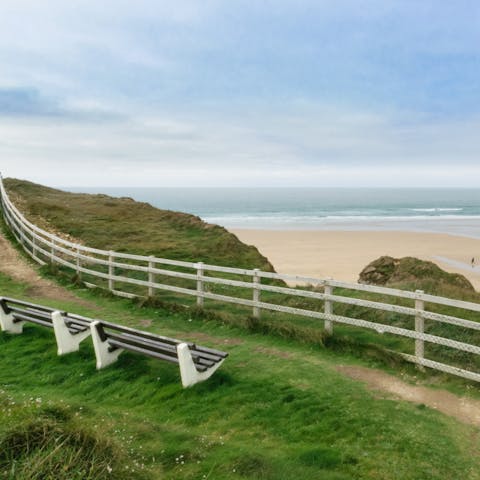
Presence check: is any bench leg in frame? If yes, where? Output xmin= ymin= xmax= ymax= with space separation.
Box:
xmin=52 ymin=311 xmax=91 ymax=355
xmin=0 ymin=309 xmax=24 ymax=334
xmin=177 ymin=343 xmax=225 ymax=388
xmin=90 ymin=320 xmax=123 ymax=369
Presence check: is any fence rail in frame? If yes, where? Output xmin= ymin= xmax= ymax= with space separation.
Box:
xmin=2 ymin=175 xmax=480 ymax=383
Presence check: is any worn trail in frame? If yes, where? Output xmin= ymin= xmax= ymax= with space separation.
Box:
xmin=337 ymin=365 xmax=480 ymax=427
xmin=0 ymin=231 xmax=92 ymax=307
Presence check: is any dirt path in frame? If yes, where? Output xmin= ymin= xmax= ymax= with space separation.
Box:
xmin=337 ymin=365 xmax=480 ymax=427
xmin=0 ymin=232 xmax=93 ymax=307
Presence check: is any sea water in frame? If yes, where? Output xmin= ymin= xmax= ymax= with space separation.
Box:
xmin=67 ymin=187 xmax=480 ymax=238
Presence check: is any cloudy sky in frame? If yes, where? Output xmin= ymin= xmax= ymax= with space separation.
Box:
xmin=1 ymin=0 xmax=480 ymax=187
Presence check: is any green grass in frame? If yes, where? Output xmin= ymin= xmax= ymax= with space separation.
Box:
xmin=2 ymin=271 xmax=480 ymax=479
xmin=0 ymin=396 xmax=145 ymax=480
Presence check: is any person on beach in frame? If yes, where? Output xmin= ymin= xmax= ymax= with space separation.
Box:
xmin=472 ymin=257 xmax=475 ymax=268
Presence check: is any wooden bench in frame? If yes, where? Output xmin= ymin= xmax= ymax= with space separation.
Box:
xmin=90 ymin=320 xmax=228 ymax=387
xmin=0 ymin=297 xmax=228 ymax=387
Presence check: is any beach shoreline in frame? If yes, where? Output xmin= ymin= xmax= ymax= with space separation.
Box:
xmin=230 ymin=228 xmax=480 ymax=290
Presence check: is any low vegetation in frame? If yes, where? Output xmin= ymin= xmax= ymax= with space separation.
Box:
xmin=0 ymin=395 xmax=143 ymax=480
xmin=2 ymin=271 xmax=480 ymax=480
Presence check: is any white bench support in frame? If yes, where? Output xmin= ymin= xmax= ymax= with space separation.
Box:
xmin=0 ymin=307 xmax=23 ymax=334
xmin=51 ymin=311 xmax=91 ymax=355
xmin=90 ymin=320 xmax=124 ymax=369
xmin=177 ymin=343 xmax=225 ymax=388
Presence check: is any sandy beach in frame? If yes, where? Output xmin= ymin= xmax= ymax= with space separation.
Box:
xmin=230 ymin=229 xmax=480 ymax=290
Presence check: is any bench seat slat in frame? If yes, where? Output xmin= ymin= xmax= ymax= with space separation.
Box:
xmin=6 ymin=304 xmax=90 ymax=331
xmin=67 ymin=325 xmax=89 ymax=335
xmin=12 ymin=313 xmax=53 ymax=328
xmin=107 ymin=338 xmax=210 ymax=372
xmin=99 ymin=320 xmax=196 ymax=348
xmin=193 ymin=345 xmax=229 ymax=359
xmin=64 ymin=321 xmax=89 ymax=333
xmin=106 ymin=332 xmax=216 ymax=368
xmin=9 ymin=306 xmax=53 ymax=320
xmin=107 ymin=332 xmax=179 ymax=359
xmin=99 ymin=323 xmax=228 ymax=360
xmin=64 ymin=314 xmax=93 ymax=327
xmin=12 ymin=311 xmax=87 ymax=335
xmin=116 ymin=332 xmax=224 ymax=364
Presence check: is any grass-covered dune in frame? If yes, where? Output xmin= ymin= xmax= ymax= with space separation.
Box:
xmin=4 ymin=178 xmax=273 ymax=271
xmin=2 ymin=271 xmax=480 ymax=480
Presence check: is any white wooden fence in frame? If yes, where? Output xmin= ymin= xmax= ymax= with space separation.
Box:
xmin=2 ymin=176 xmax=480 ymax=383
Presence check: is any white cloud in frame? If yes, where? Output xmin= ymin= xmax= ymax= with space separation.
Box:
xmin=2 ymin=103 xmax=480 ymax=187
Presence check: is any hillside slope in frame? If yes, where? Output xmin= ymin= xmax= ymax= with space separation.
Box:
xmin=4 ymin=178 xmax=273 ymax=270
xmin=2 ymin=247 xmax=480 ymax=480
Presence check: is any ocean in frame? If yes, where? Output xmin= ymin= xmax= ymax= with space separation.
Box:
xmin=67 ymin=187 xmax=480 ymax=238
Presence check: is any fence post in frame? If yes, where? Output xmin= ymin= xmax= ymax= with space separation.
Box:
xmin=415 ymin=289 xmax=425 ymax=370
xmin=32 ymin=235 xmax=37 ymax=258
xmin=18 ymin=222 xmax=24 ymax=246
xmin=196 ymin=262 xmax=204 ymax=308
xmin=51 ymin=238 xmax=56 ymax=265
xmin=76 ymin=247 xmax=81 ymax=280
xmin=253 ymin=269 xmax=261 ymax=319
xmin=324 ymin=280 xmax=333 ymax=334
xmin=108 ymin=252 xmax=114 ymax=291
xmin=148 ymin=256 xmax=155 ymax=297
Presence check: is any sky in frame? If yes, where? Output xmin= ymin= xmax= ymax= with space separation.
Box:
xmin=1 ymin=0 xmax=480 ymax=187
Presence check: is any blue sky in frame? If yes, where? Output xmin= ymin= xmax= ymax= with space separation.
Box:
xmin=1 ymin=0 xmax=480 ymax=187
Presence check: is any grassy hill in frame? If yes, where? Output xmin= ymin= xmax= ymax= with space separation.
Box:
xmin=2 ymin=271 xmax=480 ymax=479
xmin=3 ymin=178 xmax=274 ymax=271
